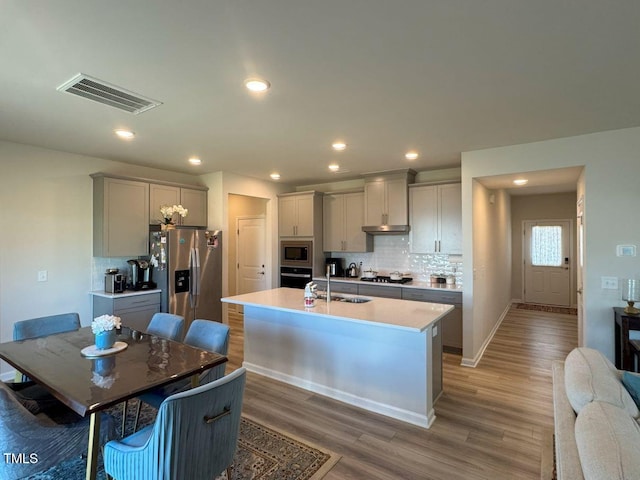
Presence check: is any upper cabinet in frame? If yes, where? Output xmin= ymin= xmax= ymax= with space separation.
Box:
xmin=323 ymin=191 xmax=372 ymax=252
xmin=409 ymin=183 xmax=462 ymax=254
xmin=363 ymin=170 xmax=416 ymax=229
xmin=92 ymin=175 xmax=150 ymax=257
xmin=92 ymin=173 xmax=208 ymax=257
xmin=149 ymin=184 xmax=207 ymax=227
xmin=278 ymin=191 xmax=322 ymax=237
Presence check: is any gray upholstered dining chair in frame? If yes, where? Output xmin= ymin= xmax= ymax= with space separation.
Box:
xmin=0 ymin=381 xmax=114 ymax=480
xmin=122 ymin=312 xmax=185 ymax=435
xmin=9 ymin=312 xmax=81 ymax=418
xmin=145 ymin=312 xmax=185 ymax=341
xmin=104 ymin=367 xmax=246 ymax=480
xmin=132 ymin=319 xmax=230 ymax=431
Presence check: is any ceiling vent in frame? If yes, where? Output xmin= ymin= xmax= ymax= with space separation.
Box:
xmin=57 ymin=73 xmax=162 ymax=114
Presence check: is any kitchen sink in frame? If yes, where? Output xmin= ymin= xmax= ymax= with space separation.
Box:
xmin=316 ymin=293 xmax=372 ymax=303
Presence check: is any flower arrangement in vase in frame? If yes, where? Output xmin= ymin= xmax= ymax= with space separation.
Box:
xmin=159 ymin=204 xmax=188 ymax=230
xmin=91 ymin=314 xmax=121 ymax=350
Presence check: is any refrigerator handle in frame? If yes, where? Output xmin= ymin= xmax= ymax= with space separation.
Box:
xmin=190 ymin=247 xmax=201 ymax=308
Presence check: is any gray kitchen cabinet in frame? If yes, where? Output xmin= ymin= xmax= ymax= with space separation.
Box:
xmin=363 ymin=170 xmax=416 ymax=227
xmin=92 ymin=292 xmax=161 ymax=332
xmin=409 ymin=183 xmax=462 ymax=254
xmin=401 ymin=287 xmax=462 ymax=353
xmin=357 ymin=284 xmax=402 ymax=299
xmin=278 ymin=191 xmax=322 ymax=237
xmin=323 ymin=191 xmax=372 ymax=252
xmin=314 ymin=280 xmax=359 ymax=295
xmin=149 ymin=183 xmax=208 ymax=227
xmin=92 ymin=174 xmax=149 ymax=257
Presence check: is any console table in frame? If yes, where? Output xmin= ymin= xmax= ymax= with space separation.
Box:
xmin=613 ymin=307 xmax=640 ymax=370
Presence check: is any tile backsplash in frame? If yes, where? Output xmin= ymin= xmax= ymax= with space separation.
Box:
xmin=91 ymin=257 xmax=135 ymax=291
xmin=328 ymin=235 xmax=463 ymax=285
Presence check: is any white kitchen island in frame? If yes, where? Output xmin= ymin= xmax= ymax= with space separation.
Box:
xmin=222 ymin=287 xmax=453 ymax=428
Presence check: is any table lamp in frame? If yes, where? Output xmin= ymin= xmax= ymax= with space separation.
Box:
xmin=622 ymin=279 xmax=640 ymax=315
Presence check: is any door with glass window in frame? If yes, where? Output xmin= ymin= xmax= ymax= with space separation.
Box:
xmin=523 ymin=220 xmax=572 ymax=306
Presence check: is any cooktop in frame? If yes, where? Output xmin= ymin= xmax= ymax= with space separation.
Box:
xmin=360 ymin=276 xmax=413 ymax=284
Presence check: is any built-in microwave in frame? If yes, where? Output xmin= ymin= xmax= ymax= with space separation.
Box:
xmin=281 ymin=240 xmax=313 ymax=268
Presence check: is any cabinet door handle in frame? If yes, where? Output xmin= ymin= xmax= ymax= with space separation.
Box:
xmin=438 ymin=240 xmax=441 ymax=252
xmin=434 ymin=240 xmax=438 ymax=252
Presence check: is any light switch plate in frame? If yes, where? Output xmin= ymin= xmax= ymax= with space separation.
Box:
xmin=616 ymin=245 xmax=636 ymax=257
xmin=601 ymin=276 xmax=618 ymax=289
xmin=37 ymin=270 xmax=48 ymax=282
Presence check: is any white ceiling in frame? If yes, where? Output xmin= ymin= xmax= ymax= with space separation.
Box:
xmin=2 ymin=1 xmax=639 ymax=186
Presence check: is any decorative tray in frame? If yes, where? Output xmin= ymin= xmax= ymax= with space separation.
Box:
xmin=81 ymin=341 xmax=128 ymax=358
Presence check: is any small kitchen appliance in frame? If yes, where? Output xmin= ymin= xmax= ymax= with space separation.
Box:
xmin=325 ymin=258 xmax=344 ymax=277
xmin=127 ymin=259 xmax=156 ymax=290
xmin=347 ymin=262 xmax=359 ymax=278
xmin=105 ymin=269 xmax=125 ymax=293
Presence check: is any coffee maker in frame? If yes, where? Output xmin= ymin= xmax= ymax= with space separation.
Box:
xmin=127 ymin=259 xmax=156 ymax=290
xmin=325 ymin=258 xmax=344 ymax=277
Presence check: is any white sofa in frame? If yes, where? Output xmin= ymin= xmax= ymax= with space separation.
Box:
xmin=552 ymin=347 xmax=640 ymax=480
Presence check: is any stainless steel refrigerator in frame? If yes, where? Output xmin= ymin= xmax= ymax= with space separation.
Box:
xmin=149 ymin=226 xmax=222 ymax=330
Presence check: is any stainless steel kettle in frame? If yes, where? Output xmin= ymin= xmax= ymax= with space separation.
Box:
xmin=347 ymin=262 xmax=358 ymax=278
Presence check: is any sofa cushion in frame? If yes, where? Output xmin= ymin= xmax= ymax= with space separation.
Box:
xmin=564 ymin=347 xmax=639 ymax=418
xmin=575 ymin=401 xmax=640 ymax=480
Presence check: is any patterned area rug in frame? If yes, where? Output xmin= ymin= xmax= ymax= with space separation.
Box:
xmin=515 ymin=303 xmax=577 ymax=315
xmin=26 ymin=400 xmax=340 ymax=480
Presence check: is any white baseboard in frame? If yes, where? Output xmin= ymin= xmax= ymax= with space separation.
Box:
xmin=460 ymin=302 xmax=511 ymax=368
xmin=243 ymin=361 xmax=435 ymax=429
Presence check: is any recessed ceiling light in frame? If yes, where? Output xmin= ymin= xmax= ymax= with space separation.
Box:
xmin=405 ymin=151 xmax=419 ymax=160
xmin=513 ymin=178 xmax=528 ymax=186
xmin=188 ymin=157 xmax=202 ymax=165
xmin=270 ymin=173 xmax=281 ymax=180
xmin=114 ymin=129 xmax=135 ymax=139
xmin=245 ymin=78 xmax=270 ymax=92
xmin=332 ymin=142 xmax=347 ymax=151
xmin=328 ymin=164 xmax=340 ymax=172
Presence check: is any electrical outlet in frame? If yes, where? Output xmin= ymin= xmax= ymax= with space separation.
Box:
xmin=601 ymin=276 xmax=618 ymax=289
xmin=432 ymin=325 xmax=438 ymax=337
xmin=37 ymin=270 xmax=48 ymax=282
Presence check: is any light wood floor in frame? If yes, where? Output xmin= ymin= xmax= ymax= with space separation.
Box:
xmin=226 ymin=305 xmax=577 ymax=480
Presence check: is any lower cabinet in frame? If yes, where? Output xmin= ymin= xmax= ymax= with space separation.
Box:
xmin=401 ymin=288 xmax=462 ymax=354
xmin=314 ymin=280 xmax=358 ymax=295
xmin=92 ymin=292 xmax=161 ymax=332
xmin=357 ymin=284 xmax=402 ymax=299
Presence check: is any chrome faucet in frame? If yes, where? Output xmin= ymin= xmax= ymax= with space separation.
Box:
xmin=326 ymin=265 xmax=331 ymax=303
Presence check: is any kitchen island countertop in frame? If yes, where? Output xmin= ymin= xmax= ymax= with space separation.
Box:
xmin=222 ymin=287 xmax=453 ymax=332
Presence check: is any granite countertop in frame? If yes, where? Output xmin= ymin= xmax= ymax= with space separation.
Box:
xmin=222 ymin=287 xmax=453 ymax=332
xmin=312 ymin=276 xmax=463 ymax=292
xmin=89 ymin=289 xmax=161 ymax=299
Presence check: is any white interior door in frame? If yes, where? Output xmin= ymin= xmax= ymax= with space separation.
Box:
xmin=523 ymin=220 xmax=572 ymax=306
xmin=237 ymin=217 xmax=267 ymax=295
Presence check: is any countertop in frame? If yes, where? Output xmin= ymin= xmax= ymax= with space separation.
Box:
xmin=312 ymin=276 xmax=463 ymax=292
xmin=89 ymin=289 xmax=161 ymax=299
xmin=222 ymin=287 xmax=454 ymax=332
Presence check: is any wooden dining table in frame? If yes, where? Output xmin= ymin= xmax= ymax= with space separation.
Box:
xmin=0 ymin=326 xmax=227 ymax=480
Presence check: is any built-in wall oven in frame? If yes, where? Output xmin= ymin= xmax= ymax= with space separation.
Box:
xmin=280 ymin=240 xmax=313 ymax=289
xmin=280 ymin=266 xmax=313 ymax=289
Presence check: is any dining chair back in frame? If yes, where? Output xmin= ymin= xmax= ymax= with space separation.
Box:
xmin=12 ymin=312 xmax=81 ymax=384
xmin=146 ymin=313 xmax=185 ymax=341
xmin=13 ymin=312 xmax=81 ymax=341
xmin=104 ymin=367 xmax=246 ymax=480
xmin=132 ymin=319 xmax=230 ymax=431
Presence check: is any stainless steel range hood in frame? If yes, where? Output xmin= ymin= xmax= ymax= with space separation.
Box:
xmin=362 ymin=225 xmax=410 ymax=234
